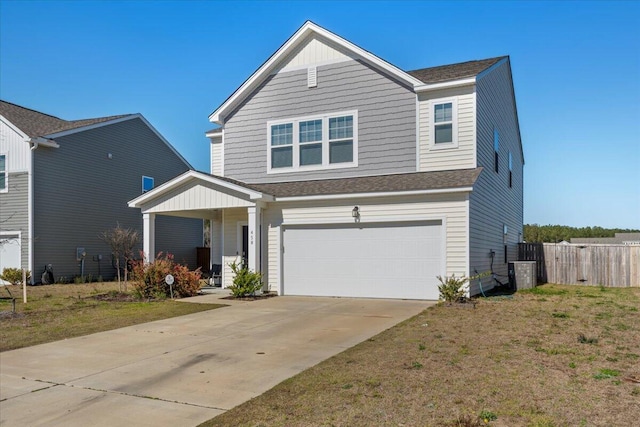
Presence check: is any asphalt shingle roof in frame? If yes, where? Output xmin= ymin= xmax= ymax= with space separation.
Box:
xmin=209 ymin=168 xmax=482 ymax=198
xmin=0 ymin=100 xmax=130 ymax=138
xmin=407 ymin=56 xmax=506 ymax=84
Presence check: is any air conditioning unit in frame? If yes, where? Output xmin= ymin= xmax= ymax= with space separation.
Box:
xmin=509 ymin=261 xmax=537 ymax=290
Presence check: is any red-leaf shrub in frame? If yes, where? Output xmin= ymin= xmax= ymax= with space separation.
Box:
xmin=131 ymin=252 xmax=202 ymax=299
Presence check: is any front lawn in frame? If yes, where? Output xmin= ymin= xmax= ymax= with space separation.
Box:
xmin=201 ymin=284 xmax=640 ymax=427
xmin=0 ymin=282 xmax=224 ymax=352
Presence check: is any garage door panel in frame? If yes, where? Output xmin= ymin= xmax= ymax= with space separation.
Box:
xmin=283 ymin=221 xmax=443 ymax=300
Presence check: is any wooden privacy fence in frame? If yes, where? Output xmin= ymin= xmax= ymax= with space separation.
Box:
xmin=518 ymin=243 xmax=640 ymax=287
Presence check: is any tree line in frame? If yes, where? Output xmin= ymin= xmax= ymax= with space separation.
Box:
xmin=524 ymin=224 xmax=640 ymax=243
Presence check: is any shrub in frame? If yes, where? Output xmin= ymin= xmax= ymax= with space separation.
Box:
xmin=436 ymin=274 xmax=469 ymax=303
xmin=228 ymin=261 xmax=263 ymax=297
xmin=1 ymin=268 xmax=31 ymax=285
xmin=131 ymin=252 xmax=202 ymax=299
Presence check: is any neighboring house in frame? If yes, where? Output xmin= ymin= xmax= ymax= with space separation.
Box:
xmin=571 ymin=233 xmax=640 ymax=245
xmin=129 ymin=21 xmax=524 ymax=299
xmin=0 ymin=101 xmax=203 ymax=283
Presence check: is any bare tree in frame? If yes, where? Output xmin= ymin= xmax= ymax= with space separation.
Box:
xmin=99 ymin=223 xmax=139 ymax=292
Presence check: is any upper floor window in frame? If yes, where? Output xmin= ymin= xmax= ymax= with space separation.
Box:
xmin=0 ymin=154 xmax=6 ymax=192
xmin=493 ymin=129 xmax=499 ymax=173
xmin=268 ymin=111 xmax=358 ymax=173
xmin=431 ymin=99 xmax=457 ymax=149
xmin=142 ymin=175 xmax=154 ymax=193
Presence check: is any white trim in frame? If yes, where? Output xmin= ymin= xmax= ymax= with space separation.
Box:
xmin=430 ymin=98 xmax=458 ymax=150
xmin=209 ymin=21 xmax=423 ymax=124
xmin=128 ymin=170 xmax=270 ymax=208
xmin=46 ymin=114 xmax=193 ymax=170
xmin=28 ymin=137 xmax=59 ymax=148
xmin=275 ymin=186 xmax=474 ymax=202
xmin=236 ymin=221 xmax=248 ymax=262
xmin=0 ymin=115 xmax=28 ymax=139
xmin=267 ymin=110 xmax=358 ymax=174
xmin=221 ymin=128 xmax=225 ymax=177
xmin=28 ymin=147 xmax=33 ymax=280
xmin=414 ymin=77 xmax=476 ymax=93
xmin=415 ymin=94 xmax=420 ymax=171
xmin=282 ymin=214 xmax=447 ymax=227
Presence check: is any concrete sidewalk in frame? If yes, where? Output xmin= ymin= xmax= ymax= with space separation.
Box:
xmin=0 ymin=294 xmax=432 ymax=426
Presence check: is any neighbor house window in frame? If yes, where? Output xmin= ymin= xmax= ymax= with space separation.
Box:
xmin=431 ymin=99 xmax=457 ymax=148
xmin=0 ymin=154 xmax=6 ymax=192
xmin=142 ymin=176 xmax=154 ymax=192
xmin=508 ymin=151 xmax=513 ymax=188
xmin=494 ymin=129 xmax=499 ymax=173
xmin=267 ymin=111 xmax=358 ymax=173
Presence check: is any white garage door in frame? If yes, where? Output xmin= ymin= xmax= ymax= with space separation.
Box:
xmin=282 ymin=221 xmax=443 ymax=300
xmin=0 ymin=234 xmax=21 ymax=285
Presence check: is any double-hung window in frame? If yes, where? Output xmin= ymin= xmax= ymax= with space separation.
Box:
xmin=431 ymin=99 xmax=457 ymax=148
xmin=268 ymin=111 xmax=357 ymax=173
xmin=142 ymin=176 xmax=154 ymax=193
xmin=0 ymin=154 xmax=6 ymax=192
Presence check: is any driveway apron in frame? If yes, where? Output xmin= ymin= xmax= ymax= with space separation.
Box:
xmin=0 ymin=295 xmax=432 ymax=426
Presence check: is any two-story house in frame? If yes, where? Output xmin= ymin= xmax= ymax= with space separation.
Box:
xmin=0 ymin=101 xmax=203 ymax=283
xmin=129 ymin=21 xmax=523 ymax=299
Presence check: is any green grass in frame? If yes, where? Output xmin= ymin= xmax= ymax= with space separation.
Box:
xmin=0 ymin=282 xmax=224 ymax=352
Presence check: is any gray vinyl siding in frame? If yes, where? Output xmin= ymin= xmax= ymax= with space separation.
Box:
xmin=223 ymin=59 xmax=417 ymax=183
xmin=32 ymin=118 xmax=200 ymax=281
xmin=0 ymin=172 xmax=29 ymax=269
xmin=469 ymin=60 xmax=523 ymax=294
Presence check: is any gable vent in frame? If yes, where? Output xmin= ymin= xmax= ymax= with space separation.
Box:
xmin=307 ymin=66 xmax=317 ymax=88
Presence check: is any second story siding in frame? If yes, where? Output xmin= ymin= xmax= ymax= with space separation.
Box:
xmin=223 ymin=58 xmax=417 ymax=183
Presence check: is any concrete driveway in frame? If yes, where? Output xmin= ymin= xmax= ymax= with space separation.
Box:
xmin=0 ymin=294 xmax=432 ymax=426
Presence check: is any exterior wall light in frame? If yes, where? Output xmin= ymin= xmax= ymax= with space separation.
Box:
xmin=352 ymin=206 xmax=360 ymax=221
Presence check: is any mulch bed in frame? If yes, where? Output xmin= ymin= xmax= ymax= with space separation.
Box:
xmin=222 ymin=292 xmax=278 ymax=301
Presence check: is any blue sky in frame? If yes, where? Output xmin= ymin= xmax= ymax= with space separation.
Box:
xmin=1 ymin=1 xmax=639 ymax=228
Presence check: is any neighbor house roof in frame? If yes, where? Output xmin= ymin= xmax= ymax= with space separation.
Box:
xmin=408 ymin=56 xmax=507 ymax=84
xmin=0 ymin=100 xmax=130 ymax=138
xmin=237 ymin=168 xmax=483 ymax=198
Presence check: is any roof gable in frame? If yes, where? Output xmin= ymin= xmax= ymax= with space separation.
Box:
xmin=209 ymin=21 xmax=424 ymax=124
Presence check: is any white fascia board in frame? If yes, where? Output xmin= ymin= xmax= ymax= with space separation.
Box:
xmin=206 ymin=131 xmax=223 ymax=138
xmin=44 ymin=115 xmax=138 ymax=138
xmin=209 ymin=21 xmax=424 ymax=124
xmin=29 ymin=137 xmax=59 ymax=148
xmin=0 ymin=115 xmax=29 ymax=139
xmin=275 ymin=186 xmax=474 ymax=202
xmin=414 ymin=77 xmax=477 ymax=93
xmin=128 ymin=170 xmax=272 ymax=208
xmin=45 ymin=114 xmax=193 ymax=170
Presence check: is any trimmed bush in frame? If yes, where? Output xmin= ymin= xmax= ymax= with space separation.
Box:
xmin=131 ymin=252 xmax=202 ymax=299
xmin=228 ymin=261 xmax=263 ymax=297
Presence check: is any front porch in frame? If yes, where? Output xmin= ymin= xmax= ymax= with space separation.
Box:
xmin=128 ymin=171 xmax=272 ymax=289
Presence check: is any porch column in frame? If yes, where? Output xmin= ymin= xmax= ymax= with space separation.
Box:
xmin=247 ymin=205 xmax=261 ymax=273
xmin=143 ymin=213 xmax=155 ymax=262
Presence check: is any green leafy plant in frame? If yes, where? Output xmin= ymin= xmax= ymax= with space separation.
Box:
xmin=436 ymin=274 xmax=469 ymax=303
xmin=131 ymin=252 xmax=202 ymax=299
xmin=228 ymin=261 xmax=263 ymax=297
xmin=479 ymin=409 xmax=498 ymax=423
xmin=0 ymin=268 xmax=30 ymax=285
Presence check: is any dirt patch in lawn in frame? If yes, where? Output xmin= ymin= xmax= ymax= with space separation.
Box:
xmin=201 ymin=284 xmax=640 ymax=427
xmin=0 ymin=282 xmax=225 ymax=352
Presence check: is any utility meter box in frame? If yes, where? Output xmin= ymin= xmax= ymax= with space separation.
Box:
xmin=509 ymin=261 xmax=537 ymax=290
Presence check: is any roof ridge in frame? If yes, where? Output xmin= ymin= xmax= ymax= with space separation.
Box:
xmin=406 ymin=55 xmax=508 ymax=74
xmin=0 ymin=99 xmax=65 ymax=121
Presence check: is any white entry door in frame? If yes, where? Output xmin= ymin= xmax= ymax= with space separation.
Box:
xmin=282 ymin=221 xmax=443 ymax=300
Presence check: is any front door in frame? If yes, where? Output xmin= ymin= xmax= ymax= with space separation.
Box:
xmin=242 ymin=225 xmax=249 ymax=266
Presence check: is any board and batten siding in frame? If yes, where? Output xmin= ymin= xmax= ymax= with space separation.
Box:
xmin=276 ymin=34 xmax=350 ymax=73
xmin=223 ymin=58 xmax=417 ymax=183
xmin=469 ymin=59 xmax=523 ymax=294
xmin=418 ymin=85 xmax=476 ymax=172
xmin=262 ymin=193 xmax=469 ymax=294
xmin=0 ymin=119 xmax=31 ymax=270
xmin=33 ymin=118 xmax=201 ymax=280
